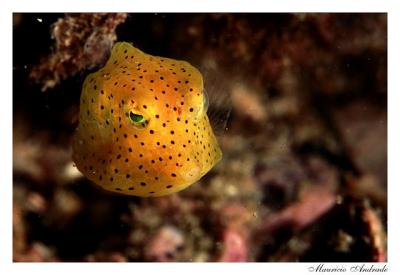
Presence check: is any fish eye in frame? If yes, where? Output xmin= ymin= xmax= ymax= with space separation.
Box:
xmin=130 ymin=112 xmax=144 ymax=122
xmin=128 ymin=111 xmax=148 ymax=128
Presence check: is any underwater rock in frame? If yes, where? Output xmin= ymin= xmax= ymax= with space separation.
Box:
xmin=144 ymin=225 xmax=184 ymax=262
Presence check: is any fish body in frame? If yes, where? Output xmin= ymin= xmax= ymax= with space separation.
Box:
xmin=72 ymin=42 xmax=222 ymax=197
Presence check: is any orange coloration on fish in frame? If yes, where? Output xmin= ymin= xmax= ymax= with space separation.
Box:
xmin=72 ymin=42 xmax=222 ymax=197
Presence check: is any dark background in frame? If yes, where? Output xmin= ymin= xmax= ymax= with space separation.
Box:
xmin=13 ymin=13 xmax=387 ymax=262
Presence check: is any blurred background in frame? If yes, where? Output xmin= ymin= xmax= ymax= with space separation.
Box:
xmin=13 ymin=13 xmax=387 ymax=262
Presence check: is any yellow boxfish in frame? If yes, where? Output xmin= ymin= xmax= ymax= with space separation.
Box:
xmin=72 ymin=42 xmax=222 ymax=197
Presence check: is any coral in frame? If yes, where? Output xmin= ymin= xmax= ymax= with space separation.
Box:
xmin=144 ymin=226 xmax=184 ymax=261
xmin=29 ymin=13 xmax=127 ymax=91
